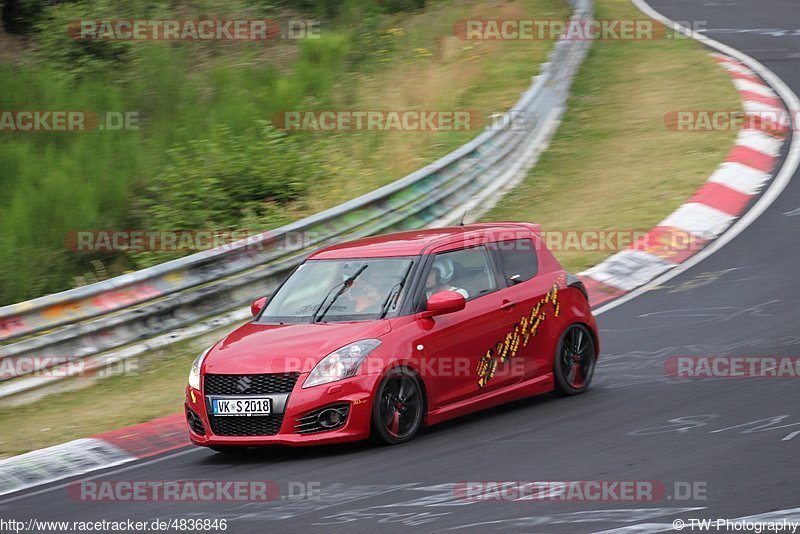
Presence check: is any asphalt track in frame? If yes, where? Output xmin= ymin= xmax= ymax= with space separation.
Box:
xmin=3 ymin=2 xmax=800 ymax=532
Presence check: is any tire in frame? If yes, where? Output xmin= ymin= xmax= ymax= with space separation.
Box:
xmin=553 ymin=323 xmax=597 ymax=396
xmin=370 ymin=368 xmax=424 ymax=445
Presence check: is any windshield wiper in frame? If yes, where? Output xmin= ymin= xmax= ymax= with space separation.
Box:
xmin=311 ymin=264 xmax=368 ymax=323
xmin=379 ymin=261 xmax=414 ymax=319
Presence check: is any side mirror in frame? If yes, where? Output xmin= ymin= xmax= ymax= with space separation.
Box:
xmin=421 ymin=290 xmax=466 ymax=318
xmin=251 ymin=297 xmax=267 ymax=318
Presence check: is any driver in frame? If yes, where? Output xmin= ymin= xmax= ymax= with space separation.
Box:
xmin=349 ymin=270 xmax=384 ymax=313
xmin=425 ymin=257 xmax=469 ymax=300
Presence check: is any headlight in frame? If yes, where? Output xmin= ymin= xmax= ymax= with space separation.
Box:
xmin=303 ymin=339 xmax=381 ymax=388
xmin=188 ymin=347 xmax=211 ymax=390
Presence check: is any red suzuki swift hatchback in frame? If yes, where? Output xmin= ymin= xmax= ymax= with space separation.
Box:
xmin=185 ymin=223 xmax=599 ymax=450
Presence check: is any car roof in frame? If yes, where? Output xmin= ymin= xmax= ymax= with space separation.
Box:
xmin=309 ymin=222 xmax=540 ymax=259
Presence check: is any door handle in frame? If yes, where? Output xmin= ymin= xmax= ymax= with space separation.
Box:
xmin=500 ymin=300 xmax=516 ymax=310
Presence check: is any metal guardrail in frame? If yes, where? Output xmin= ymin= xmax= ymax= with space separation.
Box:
xmin=0 ymin=0 xmax=593 ymax=398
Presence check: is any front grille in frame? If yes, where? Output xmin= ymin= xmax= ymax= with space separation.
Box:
xmin=186 ymin=408 xmax=206 ymax=435
xmin=208 ymin=414 xmax=285 ymax=436
xmin=204 ymin=373 xmax=299 ymax=396
xmin=295 ymin=403 xmax=350 ymax=434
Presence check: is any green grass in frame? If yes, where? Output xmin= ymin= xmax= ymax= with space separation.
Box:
xmin=0 ymin=0 xmax=566 ymax=304
xmin=0 ymin=34 xmax=351 ymax=299
xmin=482 ymin=0 xmax=740 ymax=272
xmin=212 ymin=0 xmax=573 ymax=221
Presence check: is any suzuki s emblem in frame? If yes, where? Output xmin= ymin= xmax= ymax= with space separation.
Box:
xmin=236 ymin=376 xmax=253 ymax=392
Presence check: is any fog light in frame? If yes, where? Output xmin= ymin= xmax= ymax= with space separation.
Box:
xmin=318 ymin=408 xmax=343 ymax=428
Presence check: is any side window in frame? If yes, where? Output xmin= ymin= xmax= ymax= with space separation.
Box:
xmin=425 ymin=247 xmax=498 ymax=301
xmin=492 ymin=239 xmax=538 ymax=285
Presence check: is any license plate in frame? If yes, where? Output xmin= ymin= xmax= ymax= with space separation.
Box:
xmin=211 ymin=397 xmax=272 ymax=416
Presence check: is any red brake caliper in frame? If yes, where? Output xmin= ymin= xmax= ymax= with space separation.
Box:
xmin=390 ymin=410 xmax=401 ymax=435
xmin=571 ymin=362 xmax=584 ymax=387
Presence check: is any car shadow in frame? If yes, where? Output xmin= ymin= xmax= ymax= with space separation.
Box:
xmin=196 ymin=440 xmax=372 ymax=465
xmin=195 ymin=390 xmax=603 ymax=465
xmin=416 ymin=391 xmax=560 ymax=438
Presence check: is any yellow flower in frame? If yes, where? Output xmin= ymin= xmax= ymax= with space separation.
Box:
xmin=413 ymin=47 xmax=433 ymax=58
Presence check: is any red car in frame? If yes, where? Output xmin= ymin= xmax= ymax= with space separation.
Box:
xmin=185 ymin=223 xmax=598 ymax=450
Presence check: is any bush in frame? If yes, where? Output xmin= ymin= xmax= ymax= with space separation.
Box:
xmin=0 ymin=65 xmax=136 ymax=305
xmin=2 ymin=0 xmax=47 ymax=34
xmin=0 ymin=0 xmax=428 ymax=305
xmin=129 ymin=121 xmax=322 ymax=267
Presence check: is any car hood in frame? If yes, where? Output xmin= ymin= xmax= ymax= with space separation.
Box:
xmin=202 ymin=320 xmax=392 ymax=375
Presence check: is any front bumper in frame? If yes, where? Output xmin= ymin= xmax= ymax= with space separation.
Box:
xmin=185 ymin=372 xmax=377 ymax=447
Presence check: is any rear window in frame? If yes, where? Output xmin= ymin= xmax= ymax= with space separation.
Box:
xmin=491 ymin=239 xmax=538 ymax=285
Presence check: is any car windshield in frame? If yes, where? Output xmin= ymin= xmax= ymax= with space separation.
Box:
xmin=258 ymin=257 xmax=416 ymax=324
